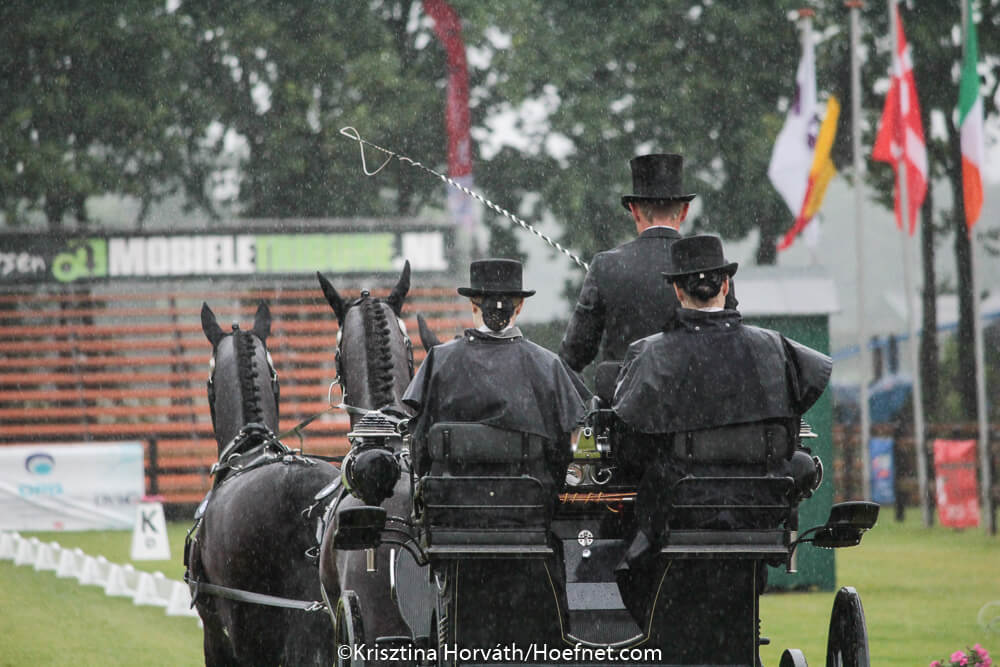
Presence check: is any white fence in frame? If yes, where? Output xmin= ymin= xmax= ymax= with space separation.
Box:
xmin=0 ymin=530 xmax=200 ymax=623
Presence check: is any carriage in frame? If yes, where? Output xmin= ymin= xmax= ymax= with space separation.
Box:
xmin=183 ymin=272 xmax=875 ymax=666
xmin=328 ymin=361 xmax=879 ymax=667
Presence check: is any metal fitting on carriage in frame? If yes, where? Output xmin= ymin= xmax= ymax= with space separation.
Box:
xmin=342 ymin=411 xmax=402 ymax=506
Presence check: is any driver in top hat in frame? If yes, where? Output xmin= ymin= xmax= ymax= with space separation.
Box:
xmin=559 ymin=153 xmax=737 ymax=373
xmin=403 ymin=258 xmax=588 ymax=499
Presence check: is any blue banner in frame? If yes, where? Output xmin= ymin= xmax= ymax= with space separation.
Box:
xmin=869 ymin=437 xmax=895 ymax=505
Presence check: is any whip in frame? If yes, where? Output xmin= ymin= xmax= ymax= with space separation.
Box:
xmin=340 ymin=126 xmax=589 ymax=272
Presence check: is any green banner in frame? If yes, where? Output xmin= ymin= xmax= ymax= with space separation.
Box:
xmin=0 ymin=227 xmax=452 ymax=285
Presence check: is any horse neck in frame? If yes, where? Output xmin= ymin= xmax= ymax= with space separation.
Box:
xmin=342 ymin=299 xmax=410 ymax=424
xmin=214 ymin=331 xmax=279 ymax=454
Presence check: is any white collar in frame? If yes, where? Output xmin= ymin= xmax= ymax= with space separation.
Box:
xmin=477 ymin=324 xmax=516 ymax=333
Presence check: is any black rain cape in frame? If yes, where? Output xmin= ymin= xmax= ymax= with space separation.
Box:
xmin=613 ymin=309 xmax=832 ymax=433
xmin=403 ymin=328 xmax=589 ymax=477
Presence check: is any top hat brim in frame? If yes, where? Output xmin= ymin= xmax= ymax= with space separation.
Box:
xmin=457 ymin=287 xmax=536 ymax=298
xmin=662 ymin=261 xmax=738 ymax=281
xmin=621 ymin=193 xmax=697 ymax=210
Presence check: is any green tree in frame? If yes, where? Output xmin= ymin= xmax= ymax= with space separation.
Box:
xmin=0 ymin=1 xmax=218 ymax=229
xmin=461 ymin=0 xmax=805 ymax=277
xmin=181 ymin=0 xmax=455 ymax=219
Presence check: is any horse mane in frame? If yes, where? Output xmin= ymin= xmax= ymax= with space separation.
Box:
xmin=233 ymin=329 xmax=264 ymax=425
xmin=359 ymin=296 xmax=397 ymax=410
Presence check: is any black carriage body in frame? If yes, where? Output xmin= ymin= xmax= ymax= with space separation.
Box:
xmin=341 ymin=394 xmax=873 ymax=666
xmin=382 ymin=418 xmax=811 ymax=666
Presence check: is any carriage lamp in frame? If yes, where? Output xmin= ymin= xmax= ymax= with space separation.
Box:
xmin=342 ymin=411 xmax=402 ymax=506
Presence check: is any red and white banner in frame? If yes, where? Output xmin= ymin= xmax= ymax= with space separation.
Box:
xmin=872 ymin=4 xmax=927 ymax=235
xmin=423 ymin=0 xmax=480 ymax=232
xmin=933 ymin=439 xmax=979 ymax=528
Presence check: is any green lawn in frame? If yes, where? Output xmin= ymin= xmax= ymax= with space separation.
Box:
xmin=758 ymin=514 xmax=999 ymax=666
xmin=2 ymin=515 xmax=998 ymax=666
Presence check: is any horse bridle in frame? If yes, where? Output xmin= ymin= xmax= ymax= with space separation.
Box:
xmin=331 ymin=294 xmax=415 ymax=410
xmin=206 ymin=325 xmax=280 ymax=432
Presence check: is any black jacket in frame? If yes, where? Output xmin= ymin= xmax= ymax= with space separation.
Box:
xmin=611 ymin=308 xmax=832 ymax=549
xmin=559 ymin=227 xmax=738 ymax=372
xmin=403 ymin=327 xmax=589 ymax=482
xmin=612 ymin=308 xmax=832 ymax=434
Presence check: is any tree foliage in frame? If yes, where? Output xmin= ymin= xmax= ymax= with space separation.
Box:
xmin=0 ymin=1 xmax=219 ymax=228
xmin=464 ymin=0 xmax=805 ymax=270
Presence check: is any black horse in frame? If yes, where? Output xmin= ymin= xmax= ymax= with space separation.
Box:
xmin=188 ymin=302 xmax=338 ymax=666
xmin=314 ymin=264 xmax=420 ymax=658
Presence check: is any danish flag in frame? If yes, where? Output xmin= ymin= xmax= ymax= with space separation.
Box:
xmin=872 ymin=4 xmax=927 ymax=235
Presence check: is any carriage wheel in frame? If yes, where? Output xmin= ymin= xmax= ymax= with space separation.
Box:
xmin=825 ymin=587 xmax=870 ymax=667
xmin=780 ymin=648 xmax=809 ymax=666
xmin=335 ymin=590 xmax=366 ymax=667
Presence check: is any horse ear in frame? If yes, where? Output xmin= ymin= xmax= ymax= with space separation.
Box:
xmin=252 ymin=302 xmax=271 ymax=341
xmin=386 ymin=260 xmax=411 ymax=316
xmin=201 ymin=303 xmax=225 ymax=346
xmin=416 ymin=313 xmax=442 ymax=351
xmin=317 ymin=271 xmax=346 ymax=323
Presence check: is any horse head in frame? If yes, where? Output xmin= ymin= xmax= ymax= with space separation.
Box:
xmin=201 ymin=302 xmax=279 ymax=452
xmin=317 ymin=261 xmax=413 ymax=427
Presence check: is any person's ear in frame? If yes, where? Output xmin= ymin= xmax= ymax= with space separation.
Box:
xmin=678 ymin=202 xmax=690 ymax=222
xmin=673 ymin=283 xmax=685 ymax=304
xmin=628 ymin=202 xmax=641 ymax=223
xmin=721 ymin=276 xmax=730 ymax=297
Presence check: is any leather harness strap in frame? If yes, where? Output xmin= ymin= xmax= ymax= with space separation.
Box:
xmin=185 ymin=574 xmax=327 ymax=612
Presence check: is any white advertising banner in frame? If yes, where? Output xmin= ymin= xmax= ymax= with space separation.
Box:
xmin=0 ymin=442 xmax=144 ymax=531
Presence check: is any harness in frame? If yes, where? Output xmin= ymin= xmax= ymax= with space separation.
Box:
xmin=184 ymin=423 xmax=332 ymax=613
xmin=186 ymin=299 xmax=416 ymax=614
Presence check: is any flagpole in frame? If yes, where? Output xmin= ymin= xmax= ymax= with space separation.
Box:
xmin=889 ymin=0 xmax=931 ymax=527
xmin=971 ymin=224 xmax=993 ymax=534
xmin=847 ymin=0 xmax=872 ymax=503
xmin=962 ymin=0 xmax=995 ymax=535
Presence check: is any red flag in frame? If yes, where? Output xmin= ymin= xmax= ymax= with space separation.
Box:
xmin=872 ymin=4 xmax=927 ymax=235
xmin=423 ymin=0 xmax=480 ymax=233
xmin=933 ymin=439 xmax=980 ymax=528
xmin=423 ymin=0 xmax=472 ymax=181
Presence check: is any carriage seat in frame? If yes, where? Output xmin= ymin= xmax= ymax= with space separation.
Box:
xmin=664 ymin=420 xmax=800 ymax=536
xmin=419 ymin=423 xmax=556 ymax=554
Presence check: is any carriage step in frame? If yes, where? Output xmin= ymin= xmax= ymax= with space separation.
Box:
xmin=567 ymin=582 xmax=627 ymax=611
xmin=566 ymin=609 xmax=643 ymax=646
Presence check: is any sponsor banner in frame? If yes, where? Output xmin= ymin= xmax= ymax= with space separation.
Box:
xmin=0 ymin=227 xmax=452 ymax=285
xmin=933 ymin=439 xmax=979 ymax=529
xmin=869 ymin=437 xmax=895 ymax=506
xmin=0 ymin=443 xmax=144 ymax=531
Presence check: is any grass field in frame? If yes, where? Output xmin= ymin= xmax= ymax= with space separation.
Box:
xmin=2 ymin=514 xmax=997 ymax=666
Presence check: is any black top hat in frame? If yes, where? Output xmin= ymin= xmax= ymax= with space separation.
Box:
xmin=457 ymin=259 xmax=536 ymax=298
xmin=663 ymin=235 xmax=738 ymax=281
xmin=621 ymin=153 xmax=697 ymax=210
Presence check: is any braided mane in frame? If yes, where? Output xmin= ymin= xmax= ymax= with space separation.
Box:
xmin=360 ymin=297 xmax=397 ymax=410
xmin=234 ymin=329 xmax=264 ymax=425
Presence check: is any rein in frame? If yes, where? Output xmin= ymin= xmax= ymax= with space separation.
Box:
xmin=340 ymin=126 xmax=590 ymax=272
xmin=185 ymin=575 xmax=327 ymax=613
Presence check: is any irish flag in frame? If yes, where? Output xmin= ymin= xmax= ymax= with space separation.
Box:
xmin=959 ymin=0 xmax=984 ymax=232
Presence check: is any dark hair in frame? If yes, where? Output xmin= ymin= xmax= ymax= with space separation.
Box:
xmin=472 ymin=295 xmax=523 ymax=332
xmin=678 ymin=270 xmax=727 ymax=302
